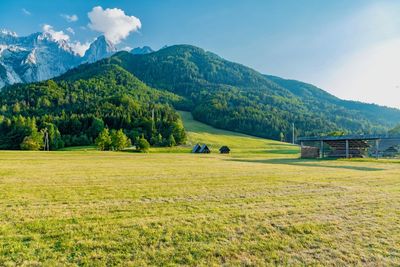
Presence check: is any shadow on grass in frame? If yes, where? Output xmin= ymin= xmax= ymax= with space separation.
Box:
xmin=227 ymin=158 xmax=385 ymax=171
xmin=263 ymin=149 xmax=300 ymax=155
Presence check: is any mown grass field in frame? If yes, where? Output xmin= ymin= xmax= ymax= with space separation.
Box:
xmin=0 ymin=113 xmax=399 ymax=266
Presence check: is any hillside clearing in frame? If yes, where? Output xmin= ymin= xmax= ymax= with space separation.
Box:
xmin=151 ymin=111 xmax=298 ymax=155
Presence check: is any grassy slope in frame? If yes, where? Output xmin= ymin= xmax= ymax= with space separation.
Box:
xmin=0 ymin=116 xmax=399 ymax=265
xmin=152 ymin=111 xmax=299 ymax=155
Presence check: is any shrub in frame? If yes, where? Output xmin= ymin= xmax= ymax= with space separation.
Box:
xmin=20 ymin=130 xmax=44 ymax=151
xmin=136 ymin=136 xmax=150 ymax=153
xmin=95 ymin=129 xmax=112 ymax=151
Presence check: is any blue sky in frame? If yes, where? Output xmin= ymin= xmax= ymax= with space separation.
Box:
xmin=1 ymin=0 xmax=399 ymax=108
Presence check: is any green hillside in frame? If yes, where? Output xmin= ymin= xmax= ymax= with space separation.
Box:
xmin=106 ymin=46 xmax=400 ymax=138
xmin=0 ymin=64 xmax=186 ymax=150
xmin=267 ymin=75 xmax=400 ymax=127
xmin=177 ymin=111 xmax=298 ymax=155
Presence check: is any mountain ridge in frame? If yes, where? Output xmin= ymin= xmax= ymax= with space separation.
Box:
xmin=55 ymin=44 xmax=400 ymax=139
xmin=0 ymin=30 xmax=126 ymax=87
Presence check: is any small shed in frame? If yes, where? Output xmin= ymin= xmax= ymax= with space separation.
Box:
xmin=199 ymin=144 xmax=211 ymax=153
xmin=219 ymin=146 xmax=230 ymax=154
xmin=192 ymin=144 xmax=201 ymax=153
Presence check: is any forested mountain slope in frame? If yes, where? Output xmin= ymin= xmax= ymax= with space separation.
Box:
xmin=0 ymin=64 xmax=186 ymax=149
xmin=103 ymin=45 xmax=400 ymax=139
xmin=267 ymin=75 xmax=400 ymax=129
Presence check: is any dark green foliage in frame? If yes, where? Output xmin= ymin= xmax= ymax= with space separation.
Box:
xmin=0 ymin=65 xmax=186 ymax=150
xmin=151 ymin=133 xmax=163 ymax=146
xmin=165 ymin=134 xmax=176 ymax=147
xmin=105 ymin=46 xmax=400 ymax=139
xmin=87 ymin=118 xmax=105 ymax=141
xmin=42 ymin=122 xmax=64 ymax=150
xmin=326 ymin=131 xmax=346 ymax=137
xmin=0 ymin=116 xmax=38 ymax=150
xmin=136 ymin=136 xmax=150 ymax=152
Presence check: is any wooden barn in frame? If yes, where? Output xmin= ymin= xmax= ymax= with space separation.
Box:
xmin=298 ymin=135 xmax=375 ymax=158
xmin=298 ymin=134 xmax=400 ymax=159
xmin=219 ymin=146 xmax=230 ymax=154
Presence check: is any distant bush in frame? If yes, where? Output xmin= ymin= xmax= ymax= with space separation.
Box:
xmin=95 ymin=128 xmax=132 ymax=151
xmin=136 ymin=136 xmax=150 ymax=153
xmin=20 ymin=130 xmax=44 ymax=151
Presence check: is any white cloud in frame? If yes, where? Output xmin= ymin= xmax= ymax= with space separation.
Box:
xmin=42 ymin=24 xmax=70 ymax=42
xmin=88 ymin=6 xmax=141 ymax=44
xmin=66 ymin=27 xmax=75 ymax=35
xmin=61 ymin=14 xmax=78 ymax=22
xmin=41 ymin=24 xmax=89 ymax=56
xmin=121 ymin=46 xmax=133 ymax=51
xmin=22 ymin=8 xmax=31 ymax=16
xmin=70 ymin=41 xmax=90 ymax=56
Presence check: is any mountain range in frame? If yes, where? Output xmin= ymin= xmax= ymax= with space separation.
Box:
xmin=0 ymin=30 xmax=155 ymax=88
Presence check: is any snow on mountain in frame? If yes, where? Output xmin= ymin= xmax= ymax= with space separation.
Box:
xmin=0 ymin=29 xmax=17 ymax=37
xmin=0 ymin=30 xmax=120 ymax=89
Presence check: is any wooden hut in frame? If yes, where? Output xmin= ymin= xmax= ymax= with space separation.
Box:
xmin=199 ymin=144 xmax=210 ymax=153
xmin=219 ymin=146 xmax=230 ymax=154
xmin=192 ymin=144 xmax=211 ymax=153
xmin=192 ymin=144 xmax=201 ymax=153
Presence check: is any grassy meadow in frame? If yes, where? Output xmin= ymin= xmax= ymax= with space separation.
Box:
xmin=0 ymin=113 xmax=399 ymax=266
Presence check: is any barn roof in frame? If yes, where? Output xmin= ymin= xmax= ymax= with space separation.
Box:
xmin=192 ymin=144 xmax=201 ymax=153
xmin=199 ymin=144 xmax=210 ymax=153
xmin=298 ymin=134 xmax=386 ymax=142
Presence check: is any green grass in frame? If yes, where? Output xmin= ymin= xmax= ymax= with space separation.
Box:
xmin=0 ymin=115 xmax=399 ymax=266
xmin=58 ymin=146 xmax=97 ymax=151
xmin=151 ymin=111 xmax=299 ymax=155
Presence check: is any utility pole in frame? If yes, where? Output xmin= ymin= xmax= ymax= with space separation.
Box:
xmin=43 ymin=129 xmax=49 ymax=151
xmin=292 ymin=123 xmax=295 ymax=145
xmin=151 ymin=108 xmax=155 ymax=132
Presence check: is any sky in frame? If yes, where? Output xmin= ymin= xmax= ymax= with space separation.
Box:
xmin=0 ymin=0 xmax=399 ymax=108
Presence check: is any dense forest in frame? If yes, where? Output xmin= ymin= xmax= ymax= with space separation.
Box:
xmin=0 ymin=65 xmax=186 ymax=150
xmin=104 ymin=45 xmax=400 ymax=140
